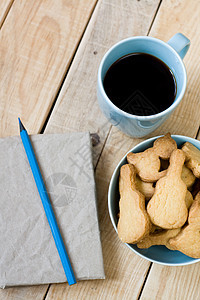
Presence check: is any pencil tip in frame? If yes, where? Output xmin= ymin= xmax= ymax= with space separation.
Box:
xmin=18 ymin=118 xmax=26 ymax=132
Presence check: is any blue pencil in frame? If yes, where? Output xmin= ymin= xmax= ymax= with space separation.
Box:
xmin=18 ymin=118 xmax=76 ymax=286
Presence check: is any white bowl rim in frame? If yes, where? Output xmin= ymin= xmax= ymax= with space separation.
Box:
xmin=108 ymin=134 xmax=200 ymax=266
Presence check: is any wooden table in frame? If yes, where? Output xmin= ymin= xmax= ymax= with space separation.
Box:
xmin=0 ymin=0 xmax=200 ymax=299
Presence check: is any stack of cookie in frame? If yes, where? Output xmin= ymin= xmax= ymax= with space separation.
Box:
xmin=117 ymin=133 xmax=200 ymax=258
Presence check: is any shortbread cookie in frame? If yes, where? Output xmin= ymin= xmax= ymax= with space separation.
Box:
xmin=161 ymin=161 xmax=195 ymax=188
xmin=147 ymin=149 xmax=188 ymax=229
xmin=181 ymin=165 xmax=196 ymax=189
xmin=137 ymin=191 xmax=192 ymax=250
xmin=188 ymin=192 xmax=200 ymax=224
xmin=169 ymin=196 xmax=200 ymax=258
xmin=153 ymin=133 xmax=177 ymax=160
xmin=127 ymin=133 xmax=177 ymax=182
xmin=135 ymin=176 xmax=155 ymax=200
xmin=117 ymin=164 xmax=151 ymax=243
xmin=185 ymin=190 xmax=194 ymax=209
xmin=137 ymin=228 xmax=181 ymax=249
xmin=182 ymin=142 xmax=200 ymax=178
xmin=169 ymin=224 xmax=200 ymax=258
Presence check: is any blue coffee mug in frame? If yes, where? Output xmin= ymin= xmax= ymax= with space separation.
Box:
xmin=97 ymin=33 xmax=190 ymax=137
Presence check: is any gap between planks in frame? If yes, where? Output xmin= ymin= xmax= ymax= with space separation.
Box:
xmin=195 ymin=127 xmax=200 ymax=140
xmin=43 ymin=285 xmax=51 ymax=300
xmin=147 ymin=0 xmax=163 ymax=35
xmin=137 ymin=263 xmax=153 ymax=300
xmin=0 ymin=0 xmax=15 ymax=29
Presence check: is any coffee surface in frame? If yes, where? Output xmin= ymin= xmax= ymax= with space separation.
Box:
xmin=103 ymin=53 xmax=177 ymax=116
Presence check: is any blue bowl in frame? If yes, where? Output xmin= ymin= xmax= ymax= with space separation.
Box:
xmin=108 ymin=135 xmax=200 ymax=266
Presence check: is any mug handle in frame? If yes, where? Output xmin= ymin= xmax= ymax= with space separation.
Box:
xmin=137 ymin=120 xmax=158 ymax=129
xmin=167 ymin=33 xmax=190 ymax=60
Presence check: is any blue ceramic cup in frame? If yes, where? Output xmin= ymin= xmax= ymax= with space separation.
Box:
xmin=97 ymin=33 xmax=190 ymax=137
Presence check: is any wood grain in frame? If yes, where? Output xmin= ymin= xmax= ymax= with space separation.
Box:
xmin=45 ymin=0 xmax=161 ymax=164
xmin=0 ymin=285 xmax=49 ymax=300
xmin=45 ymin=0 xmax=161 ymax=299
xmin=0 ymin=0 xmax=97 ymax=138
xmin=1 ymin=0 xmax=199 ymax=299
xmin=146 ymin=0 xmax=200 ymax=138
xmin=0 ymin=0 xmax=14 ymax=28
xmin=138 ymin=0 xmax=200 ymax=299
xmin=140 ymin=263 xmax=200 ymax=300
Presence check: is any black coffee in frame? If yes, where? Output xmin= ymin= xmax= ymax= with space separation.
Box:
xmin=103 ymin=53 xmax=176 ymax=116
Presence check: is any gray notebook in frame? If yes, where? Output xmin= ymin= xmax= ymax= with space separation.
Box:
xmin=0 ymin=132 xmax=105 ymax=288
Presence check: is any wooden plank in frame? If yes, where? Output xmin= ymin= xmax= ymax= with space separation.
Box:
xmin=0 ymin=0 xmax=14 ymax=28
xmin=140 ymin=263 xmax=200 ymax=300
xmin=0 ymin=285 xmax=49 ymax=300
xmin=45 ymin=0 xmax=161 ymax=299
xmin=138 ymin=0 xmax=200 ymax=299
xmin=146 ymin=0 xmax=200 ymax=138
xmin=0 ymin=0 xmax=97 ymax=137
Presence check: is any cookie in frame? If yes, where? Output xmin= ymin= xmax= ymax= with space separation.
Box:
xmin=153 ymin=133 xmax=177 ymax=160
xmin=185 ymin=190 xmax=194 ymax=209
xmin=147 ymin=149 xmax=188 ymax=229
xmin=138 ymin=191 xmax=192 ymax=250
xmin=169 ymin=195 xmax=200 ymax=258
xmin=127 ymin=133 xmax=177 ymax=182
xmin=161 ymin=160 xmax=195 ymax=189
xmin=137 ymin=228 xmax=181 ymax=249
xmin=169 ymin=224 xmax=200 ymax=258
xmin=181 ymin=165 xmax=196 ymax=189
xmin=188 ymin=192 xmax=200 ymax=224
xmin=117 ymin=164 xmax=151 ymax=243
xmin=182 ymin=142 xmax=200 ymax=178
xmin=135 ymin=176 xmax=155 ymax=200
